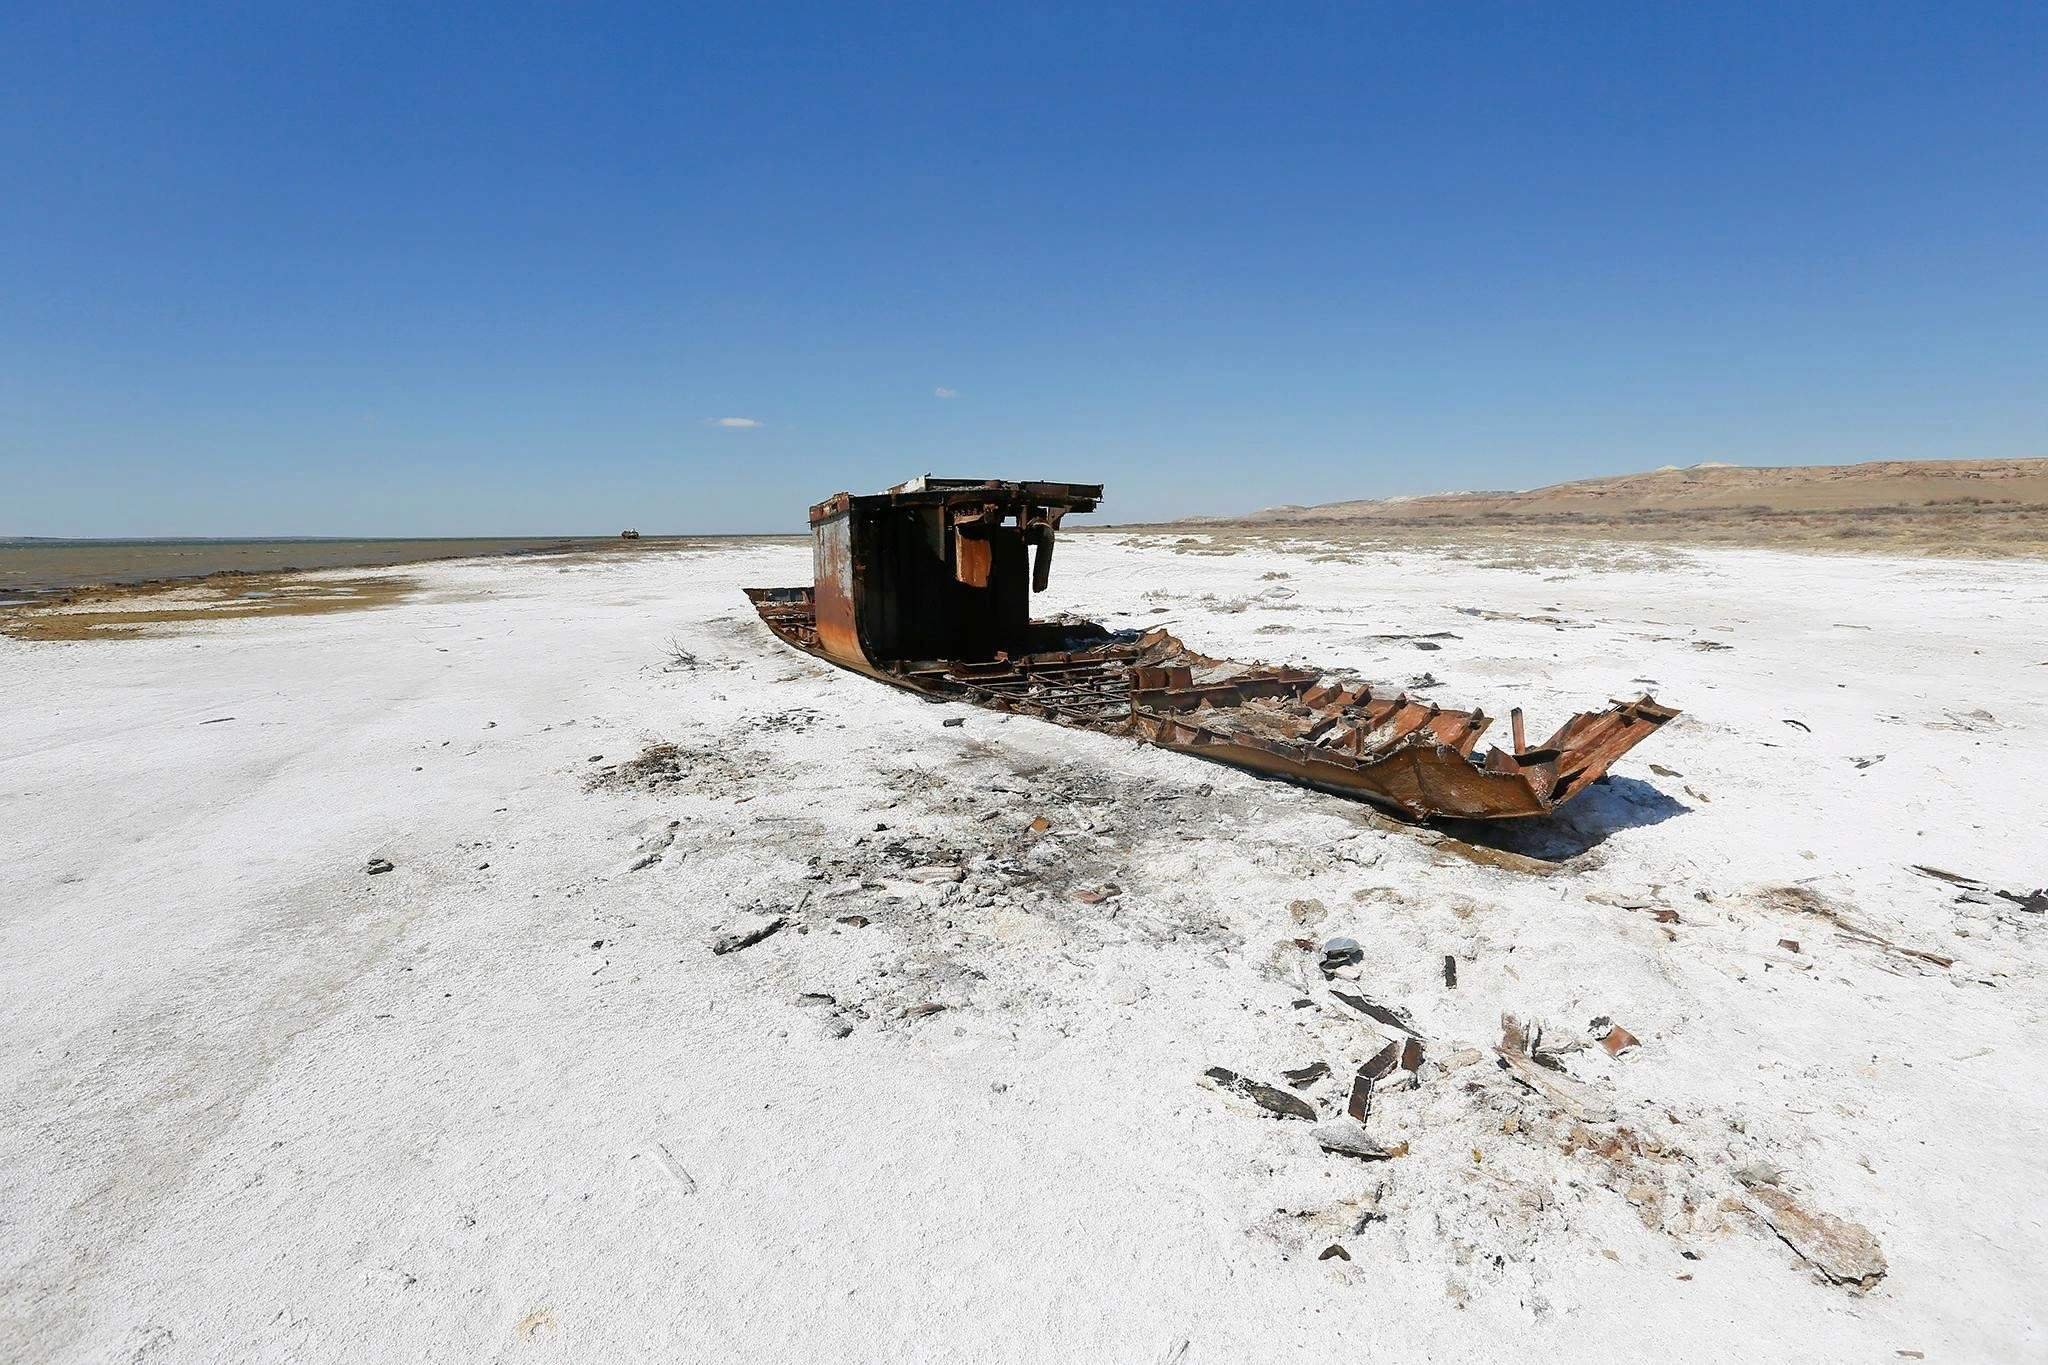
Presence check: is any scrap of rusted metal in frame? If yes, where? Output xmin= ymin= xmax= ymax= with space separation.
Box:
xmin=744 ymin=476 xmax=1678 ymax=821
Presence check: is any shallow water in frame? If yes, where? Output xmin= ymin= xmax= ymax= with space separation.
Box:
xmin=0 ymin=536 xmax=666 ymax=598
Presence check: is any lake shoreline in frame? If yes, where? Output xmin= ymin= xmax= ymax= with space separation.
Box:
xmin=0 ymin=533 xmax=802 ymax=601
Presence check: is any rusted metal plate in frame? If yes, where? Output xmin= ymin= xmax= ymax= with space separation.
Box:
xmin=744 ymin=477 xmax=1679 ymax=823
xmin=809 ymin=508 xmax=869 ymax=670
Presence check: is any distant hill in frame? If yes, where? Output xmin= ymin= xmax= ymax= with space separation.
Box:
xmin=1148 ymin=458 xmax=2048 ymax=556
xmin=1239 ymin=458 xmax=2046 ymax=522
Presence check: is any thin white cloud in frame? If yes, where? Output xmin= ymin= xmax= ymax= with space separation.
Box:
xmin=710 ymin=417 xmax=762 ymax=428
xmin=933 ymin=387 xmax=958 ymax=399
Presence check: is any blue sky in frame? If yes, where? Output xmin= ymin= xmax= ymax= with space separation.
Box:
xmin=3 ymin=3 xmax=2043 ymax=534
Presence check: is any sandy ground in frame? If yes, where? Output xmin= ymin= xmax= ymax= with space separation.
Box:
xmin=3 ymin=536 xmax=2045 ymax=1363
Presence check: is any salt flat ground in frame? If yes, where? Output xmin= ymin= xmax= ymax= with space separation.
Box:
xmin=3 ymin=536 xmax=2044 ymax=1364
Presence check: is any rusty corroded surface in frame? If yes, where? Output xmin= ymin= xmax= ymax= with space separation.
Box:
xmin=745 ymin=477 xmax=1677 ymax=822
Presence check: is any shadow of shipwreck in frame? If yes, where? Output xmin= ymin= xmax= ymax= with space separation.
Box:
xmin=1435 ymin=775 xmax=1691 ymax=862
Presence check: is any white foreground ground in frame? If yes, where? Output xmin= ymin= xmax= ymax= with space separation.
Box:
xmin=4 ymin=535 xmax=2045 ymax=1363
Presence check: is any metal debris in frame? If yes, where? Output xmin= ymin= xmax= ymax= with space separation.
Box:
xmin=710 ymin=915 xmax=786 ymax=956
xmin=1283 ymin=1061 xmax=1331 ymax=1089
xmin=1313 ymin=1123 xmax=1406 ymax=1161
xmin=1996 ymin=888 xmax=2048 ymax=914
xmin=1346 ymin=1036 xmax=1421 ymax=1125
xmin=1497 ymin=1014 xmax=1616 ymax=1123
xmin=647 ymin=1141 xmax=694 ymax=1191
xmin=1334 ymin=992 xmax=1420 ymax=1037
xmin=1600 ymin=1025 xmax=1640 ymax=1057
xmin=1345 ymin=1065 xmax=1373 ymax=1122
xmin=1204 ymin=1066 xmax=1319 ymax=1121
xmin=1363 ymin=1036 xmax=1422 ymax=1080
xmin=1319 ymin=937 xmax=1363 ymax=976
xmin=744 ymin=477 xmax=1677 ymax=822
xmin=1911 ymin=864 xmax=1987 ymax=891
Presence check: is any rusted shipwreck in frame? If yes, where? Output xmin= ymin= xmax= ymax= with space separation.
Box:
xmin=745 ymin=478 xmax=1676 ymax=821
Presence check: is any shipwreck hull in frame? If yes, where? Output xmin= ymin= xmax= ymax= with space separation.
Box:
xmin=742 ymin=604 xmax=1675 ymax=824
xmin=743 ymin=477 xmax=1676 ymax=822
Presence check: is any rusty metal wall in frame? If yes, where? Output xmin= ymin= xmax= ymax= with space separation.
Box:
xmin=817 ymin=506 xmax=1032 ymax=665
xmin=811 ymin=509 xmax=869 ymax=668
